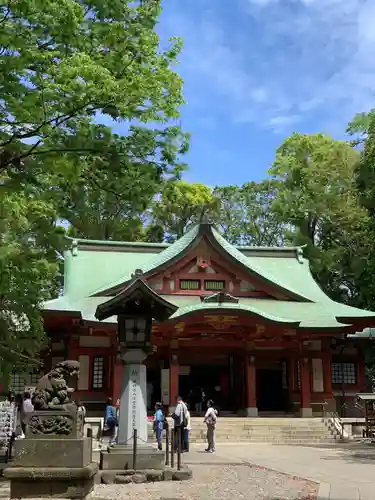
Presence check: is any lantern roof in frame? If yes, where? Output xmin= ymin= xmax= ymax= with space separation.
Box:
xmin=94 ymin=269 xmax=178 ymax=322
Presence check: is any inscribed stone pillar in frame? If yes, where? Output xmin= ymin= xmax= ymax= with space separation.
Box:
xmin=300 ymin=358 xmax=312 ymax=417
xmin=246 ymin=355 xmax=258 ymax=417
xmin=117 ymin=349 xmax=148 ymax=445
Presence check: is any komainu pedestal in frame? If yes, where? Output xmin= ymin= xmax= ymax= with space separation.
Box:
xmin=4 ymin=361 xmax=98 ymax=498
xmin=4 ymin=409 xmax=97 ymax=498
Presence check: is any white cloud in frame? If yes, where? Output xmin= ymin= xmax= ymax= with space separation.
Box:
xmin=161 ymin=0 xmax=375 ymax=134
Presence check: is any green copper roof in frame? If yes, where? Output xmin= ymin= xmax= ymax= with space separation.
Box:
xmin=91 ymin=223 xmax=311 ymax=300
xmin=92 ymin=225 xmax=201 ymax=296
xmin=44 ymin=222 xmax=375 ymax=331
xmin=43 ymin=294 xmax=375 ymax=329
xmin=349 ymin=328 xmax=375 ymax=339
xmin=210 ymin=227 xmax=326 ymax=302
xmin=64 ymin=248 xmax=160 ymax=299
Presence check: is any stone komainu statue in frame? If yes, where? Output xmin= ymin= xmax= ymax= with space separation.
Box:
xmin=32 ymin=360 xmax=80 ymax=411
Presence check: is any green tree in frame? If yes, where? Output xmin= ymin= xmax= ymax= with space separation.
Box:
xmin=148 ymin=181 xmax=218 ymax=242
xmin=0 ymin=0 xmax=185 ymax=187
xmin=0 ymin=0 xmax=188 ymax=368
xmin=0 ymin=190 xmax=65 ymax=376
xmin=350 ymin=112 xmax=375 ymax=310
xmin=213 ymin=180 xmax=286 ymax=246
xmin=269 ymin=133 xmax=367 ymax=300
xmin=56 ymin=125 xmax=188 ymax=241
xmin=347 ymin=110 xmax=375 ymax=146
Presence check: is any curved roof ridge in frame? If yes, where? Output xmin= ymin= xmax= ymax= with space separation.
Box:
xmin=65 ymin=235 xmax=169 ymax=249
xmin=65 ymin=234 xmax=306 ymax=253
xmin=90 ymin=224 xmax=201 ymax=296
xmin=210 ymin=227 xmax=311 ymax=302
xmin=89 ymin=222 xmax=323 ymax=301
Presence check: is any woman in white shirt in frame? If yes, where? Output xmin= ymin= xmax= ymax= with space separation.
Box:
xmin=203 ymin=399 xmax=217 ymax=453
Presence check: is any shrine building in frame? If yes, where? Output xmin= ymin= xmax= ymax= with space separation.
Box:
xmin=37 ymin=222 xmax=375 ymax=417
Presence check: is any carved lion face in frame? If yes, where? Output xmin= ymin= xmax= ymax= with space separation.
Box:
xmin=55 ymin=360 xmax=80 ymax=379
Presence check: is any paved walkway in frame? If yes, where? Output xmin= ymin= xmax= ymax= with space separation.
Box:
xmin=183 ymin=442 xmax=375 ymax=500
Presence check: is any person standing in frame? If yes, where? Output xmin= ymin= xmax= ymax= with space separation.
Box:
xmin=194 ymin=387 xmax=205 ymax=415
xmin=153 ymin=402 xmax=164 ymax=450
xmin=172 ymin=396 xmax=187 ymax=451
xmin=204 ymin=399 xmax=217 ymax=453
xmin=76 ymin=399 xmax=86 ymax=424
xmin=20 ymin=391 xmax=34 ymax=435
xmin=183 ymin=404 xmax=191 ymax=452
xmin=104 ymin=397 xmax=117 ymax=447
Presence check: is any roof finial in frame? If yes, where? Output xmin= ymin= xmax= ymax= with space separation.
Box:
xmin=296 ymin=247 xmax=304 ymax=264
xmin=132 ymin=269 xmax=144 ymax=279
xmin=72 ymin=239 xmax=78 ymax=257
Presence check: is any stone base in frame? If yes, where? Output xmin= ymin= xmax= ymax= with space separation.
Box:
xmin=4 ymin=463 xmax=98 ymax=499
xmin=100 ymin=444 xmax=165 ymax=471
xmin=12 ymin=438 xmax=92 ymax=468
xmin=300 ymin=407 xmax=313 ymax=418
xmin=99 ymin=467 xmax=192 ymax=484
xmin=246 ymin=407 xmax=258 ymax=417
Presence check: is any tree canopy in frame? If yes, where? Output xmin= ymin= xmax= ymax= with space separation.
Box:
xmin=148 ymin=181 xmax=218 ymax=242
xmin=269 ymin=133 xmax=367 ymax=300
xmin=0 ymin=0 xmax=188 ymax=372
xmin=0 ymin=0 xmax=186 ymax=186
xmin=212 ymin=180 xmax=286 ymax=246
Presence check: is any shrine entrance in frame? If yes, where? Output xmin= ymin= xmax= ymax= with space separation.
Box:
xmin=178 ymin=362 xmax=231 ymax=412
xmin=256 ymin=368 xmax=285 ymax=412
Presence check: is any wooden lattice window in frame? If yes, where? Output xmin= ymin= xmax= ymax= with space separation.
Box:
xmin=204 ymin=280 xmax=225 ymax=291
xmin=180 ymin=279 xmax=201 ymax=290
xmin=9 ymin=374 xmax=24 ymax=394
xmin=332 ymin=362 xmax=356 ymax=385
xmin=92 ymin=356 xmax=105 ymax=390
xmin=28 ymin=372 xmax=40 ymax=386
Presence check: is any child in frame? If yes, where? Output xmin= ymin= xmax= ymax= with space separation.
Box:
xmin=154 ymin=402 xmax=164 ymax=450
xmin=104 ymin=397 xmax=117 ymax=447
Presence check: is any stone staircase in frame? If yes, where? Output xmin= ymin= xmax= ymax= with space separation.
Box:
xmin=148 ymin=417 xmax=338 ymax=445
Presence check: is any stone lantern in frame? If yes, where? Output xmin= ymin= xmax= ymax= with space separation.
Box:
xmin=95 ymin=269 xmax=177 ymax=469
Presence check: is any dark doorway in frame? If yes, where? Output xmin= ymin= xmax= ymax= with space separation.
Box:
xmin=179 ymin=364 xmax=230 ymax=412
xmin=146 ymin=368 xmax=161 ymax=412
xmin=256 ymin=369 xmax=284 ymax=411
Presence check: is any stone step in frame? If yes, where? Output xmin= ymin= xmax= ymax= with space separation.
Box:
xmin=147 ymin=417 xmax=334 ymax=444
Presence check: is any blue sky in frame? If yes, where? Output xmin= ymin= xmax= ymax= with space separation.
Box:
xmin=114 ymin=0 xmax=375 ymax=186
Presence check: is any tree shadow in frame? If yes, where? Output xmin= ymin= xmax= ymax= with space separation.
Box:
xmin=319 ymin=441 xmax=375 ymax=465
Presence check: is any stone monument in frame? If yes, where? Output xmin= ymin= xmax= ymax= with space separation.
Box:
xmin=4 ymin=361 xmax=98 ymax=498
xmin=95 ymin=270 xmax=177 ymax=471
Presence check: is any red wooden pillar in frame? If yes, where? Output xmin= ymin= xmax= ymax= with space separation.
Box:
xmin=169 ymin=353 xmax=179 ymax=412
xmin=245 ymin=355 xmax=258 ymax=417
xmin=112 ymin=356 xmax=123 ymax=407
xmin=300 ymin=357 xmax=312 ymax=417
xmin=67 ymin=335 xmax=79 ymax=360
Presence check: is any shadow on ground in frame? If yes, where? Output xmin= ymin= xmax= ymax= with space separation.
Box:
xmin=318 ymin=441 xmax=375 ymax=465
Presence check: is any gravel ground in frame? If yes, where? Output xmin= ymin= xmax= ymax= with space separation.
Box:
xmin=90 ymin=465 xmax=318 ymax=500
